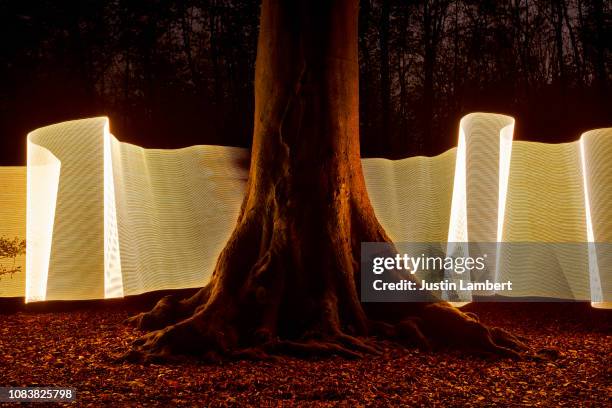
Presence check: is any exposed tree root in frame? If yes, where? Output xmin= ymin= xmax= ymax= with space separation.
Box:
xmin=123 ymin=286 xmax=211 ymax=331
xmin=123 ymin=300 xmax=531 ymax=363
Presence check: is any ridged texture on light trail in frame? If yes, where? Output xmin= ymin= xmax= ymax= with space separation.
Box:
xmin=0 ymin=113 xmax=609 ymax=306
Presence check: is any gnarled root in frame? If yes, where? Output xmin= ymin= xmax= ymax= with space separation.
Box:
xmin=417 ymin=303 xmax=528 ymax=358
xmin=122 ymin=305 xmax=238 ymax=363
xmin=124 ymin=285 xmax=212 ymax=332
xmin=122 ymin=311 xmax=382 ymax=363
xmin=367 ymin=303 xmax=527 ymax=359
xmin=122 ymin=301 xmax=529 ymax=364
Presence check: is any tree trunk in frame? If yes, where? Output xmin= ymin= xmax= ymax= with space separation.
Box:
xmin=124 ymin=0 xmax=527 ymax=362
xmin=422 ymin=1 xmax=435 ymax=155
xmin=591 ymin=0 xmax=607 ymax=97
xmin=379 ymin=0 xmax=391 ymax=155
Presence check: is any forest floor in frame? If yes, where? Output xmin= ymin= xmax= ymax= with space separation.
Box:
xmin=0 ymin=301 xmax=609 ymax=407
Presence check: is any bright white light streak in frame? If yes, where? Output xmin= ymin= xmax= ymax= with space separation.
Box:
xmin=447 ymin=126 xmax=469 ymax=245
xmin=103 ymin=121 xmax=124 ymax=298
xmin=446 ymin=124 xmax=470 ymax=306
xmin=494 ymin=122 xmax=514 ymax=283
xmin=25 ymin=136 xmax=61 ymax=302
xmin=579 ymin=137 xmax=603 ymax=306
xmin=497 ymin=123 xmax=514 ymax=243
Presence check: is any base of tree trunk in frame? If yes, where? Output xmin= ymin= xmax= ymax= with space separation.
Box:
xmin=121 ymin=173 xmax=528 ymax=363
xmin=122 ymin=281 xmax=529 ymax=363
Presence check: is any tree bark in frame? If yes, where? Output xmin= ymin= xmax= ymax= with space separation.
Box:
xmin=124 ymin=0 xmax=527 ymax=362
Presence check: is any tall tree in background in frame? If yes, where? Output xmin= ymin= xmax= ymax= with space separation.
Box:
xmin=420 ymin=0 xmax=449 ymax=155
xmin=584 ymin=0 xmax=608 ymax=99
xmin=124 ymin=0 xmax=526 ymax=361
xmin=379 ymin=0 xmax=391 ymax=152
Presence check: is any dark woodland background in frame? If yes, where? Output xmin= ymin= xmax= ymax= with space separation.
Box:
xmin=0 ymin=0 xmax=610 ymax=165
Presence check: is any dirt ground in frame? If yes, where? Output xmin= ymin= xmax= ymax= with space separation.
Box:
xmin=0 ymin=300 xmax=610 ymax=407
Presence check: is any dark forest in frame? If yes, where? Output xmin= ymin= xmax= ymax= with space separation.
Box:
xmin=1 ymin=0 xmax=610 ymax=163
xmin=0 ymin=2 xmax=611 ymax=405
